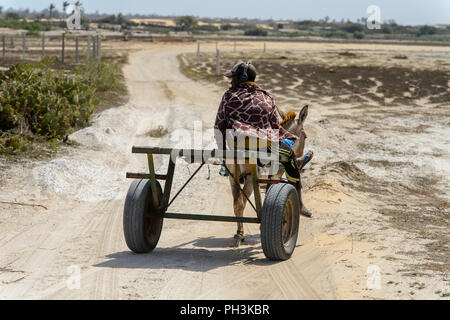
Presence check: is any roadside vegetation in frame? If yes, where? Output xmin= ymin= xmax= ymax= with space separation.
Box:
xmin=0 ymin=18 xmax=51 ymax=33
xmin=0 ymin=57 xmax=127 ymax=158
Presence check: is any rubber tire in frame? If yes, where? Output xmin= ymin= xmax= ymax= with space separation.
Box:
xmin=260 ymin=183 xmax=300 ymax=261
xmin=123 ymin=179 xmax=164 ymax=254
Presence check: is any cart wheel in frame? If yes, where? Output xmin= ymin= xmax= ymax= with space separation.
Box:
xmin=260 ymin=183 xmax=300 ymax=261
xmin=123 ymin=179 xmax=164 ymax=254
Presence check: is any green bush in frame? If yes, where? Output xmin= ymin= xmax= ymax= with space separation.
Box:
xmin=244 ymin=27 xmax=268 ymax=36
xmin=340 ymin=23 xmax=365 ymax=33
xmin=0 ymin=132 xmax=31 ymax=155
xmin=221 ymin=24 xmax=233 ymax=31
xmin=0 ymin=102 xmax=21 ymax=130
xmin=0 ymin=54 xmax=127 ymax=156
xmin=0 ymin=18 xmax=50 ymax=32
xmin=0 ymin=58 xmax=98 ymax=141
xmin=175 ymin=16 xmax=198 ymax=31
xmin=381 ymin=24 xmax=393 ymax=34
xmin=76 ymin=62 xmax=125 ymax=94
xmin=353 ymin=31 xmax=365 ymax=39
xmin=417 ymin=25 xmax=437 ymax=36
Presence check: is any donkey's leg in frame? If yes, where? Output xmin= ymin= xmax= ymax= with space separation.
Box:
xmin=232 ymin=175 xmax=255 ymax=247
xmin=227 ymin=163 xmax=245 ymax=246
xmin=239 ymin=175 xmax=255 ymax=236
xmin=229 ymin=176 xmax=246 ymax=247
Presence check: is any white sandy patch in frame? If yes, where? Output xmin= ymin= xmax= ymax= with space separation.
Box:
xmin=36 ymin=158 xmax=124 ymax=202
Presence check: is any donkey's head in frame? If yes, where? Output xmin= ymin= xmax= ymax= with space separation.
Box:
xmin=281 ymin=105 xmax=309 ymax=158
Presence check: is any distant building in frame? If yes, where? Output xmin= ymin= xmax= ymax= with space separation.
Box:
xmin=274 ymin=21 xmax=292 ymax=29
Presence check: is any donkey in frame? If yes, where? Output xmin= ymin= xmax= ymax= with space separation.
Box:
xmin=226 ymin=105 xmax=310 ymax=247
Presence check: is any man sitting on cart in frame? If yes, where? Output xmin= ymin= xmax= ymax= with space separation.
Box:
xmin=214 ymin=61 xmax=313 ymax=218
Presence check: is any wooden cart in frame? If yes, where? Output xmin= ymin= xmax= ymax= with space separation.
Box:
xmin=124 ymin=146 xmax=301 ymax=261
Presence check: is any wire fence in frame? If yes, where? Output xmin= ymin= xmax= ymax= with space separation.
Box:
xmin=0 ymin=32 xmax=103 ymax=66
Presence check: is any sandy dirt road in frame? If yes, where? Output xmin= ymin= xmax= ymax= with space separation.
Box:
xmin=1 ymin=41 xmax=448 ymax=300
xmin=0 ymin=43 xmax=342 ymax=300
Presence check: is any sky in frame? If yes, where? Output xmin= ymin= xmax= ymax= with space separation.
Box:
xmin=1 ymin=0 xmax=449 ymax=25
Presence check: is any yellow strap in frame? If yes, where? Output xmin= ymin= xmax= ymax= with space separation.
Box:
xmin=241 ymin=81 xmax=258 ymax=86
xmin=269 ymin=144 xmax=291 ymax=156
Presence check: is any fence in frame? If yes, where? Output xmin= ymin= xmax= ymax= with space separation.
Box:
xmin=196 ymin=40 xmax=268 ymax=75
xmin=1 ymin=32 xmax=103 ymax=66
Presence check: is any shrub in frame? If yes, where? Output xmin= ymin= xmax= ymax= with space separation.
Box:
xmin=221 ymin=24 xmax=233 ymax=31
xmin=244 ymin=27 xmax=268 ymax=36
xmin=340 ymin=23 xmax=365 ymax=33
xmin=0 ymin=132 xmax=31 ymax=155
xmin=381 ymin=24 xmax=393 ymax=34
xmin=0 ymin=58 xmax=98 ymax=140
xmin=0 ymin=56 xmax=126 ymax=155
xmin=353 ymin=31 xmax=365 ymax=39
xmin=0 ymin=18 xmax=50 ymax=32
xmin=76 ymin=62 xmax=125 ymax=94
xmin=417 ymin=25 xmax=437 ymax=36
xmin=175 ymin=16 xmax=198 ymax=31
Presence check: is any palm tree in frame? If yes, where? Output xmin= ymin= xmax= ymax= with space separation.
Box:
xmin=63 ymin=1 xmax=69 ymax=13
xmin=49 ymin=3 xmax=55 ymax=18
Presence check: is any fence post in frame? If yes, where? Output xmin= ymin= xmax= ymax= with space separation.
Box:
xmin=22 ymin=33 xmax=26 ymax=60
xmin=41 ymin=33 xmax=46 ymax=59
xmin=2 ymin=35 xmax=5 ymax=58
xmin=92 ymin=35 xmax=97 ymax=62
xmin=264 ymin=42 xmax=266 ymax=53
xmin=216 ymin=49 xmax=220 ymax=76
xmin=75 ymin=36 xmax=79 ymax=64
xmin=196 ymin=41 xmax=200 ymax=64
xmin=97 ymin=35 xmax=101 ymax=62
xmin=86 ymin=35 xmax=91 ymax=67
xmin=234 ymin=41 xmax=236 ymax=53
xmin=61 ymin=33 xmax=65 ymax=63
